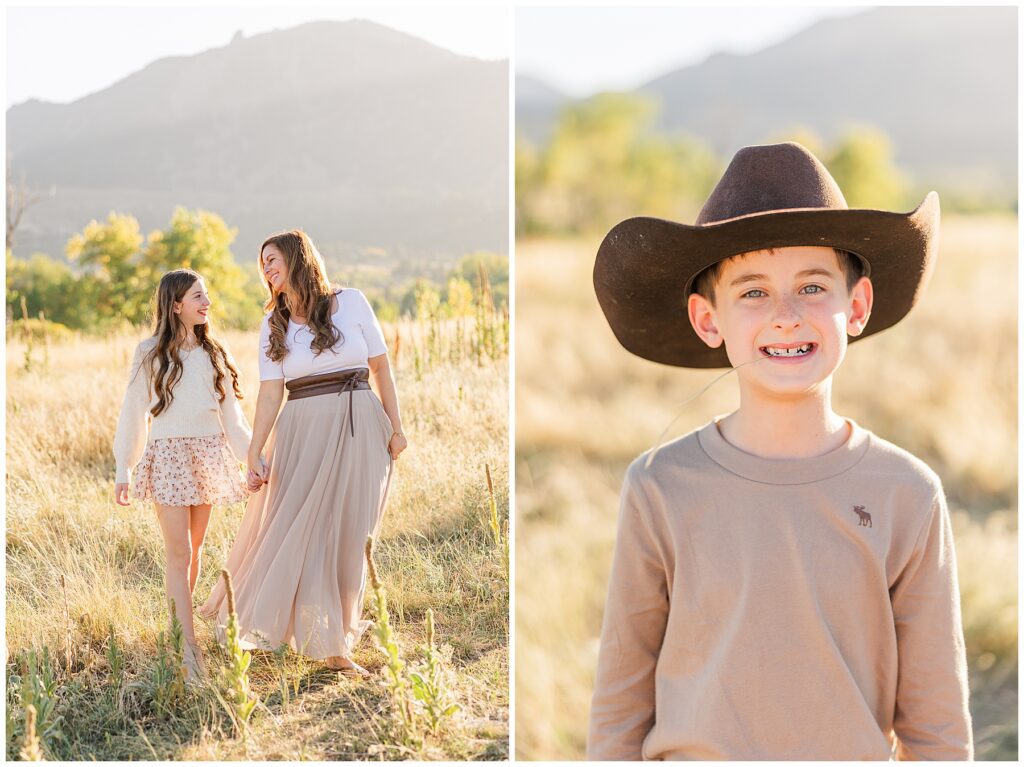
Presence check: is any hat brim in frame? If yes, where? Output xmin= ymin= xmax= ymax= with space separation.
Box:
xmin=593 ymin=192 xmax=940 ymax=368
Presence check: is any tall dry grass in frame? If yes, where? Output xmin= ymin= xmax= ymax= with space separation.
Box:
xmin=6 ymin=316 xmax=508 ymax=760
xmin=515 ymin=215 xmax=1018 ymax=760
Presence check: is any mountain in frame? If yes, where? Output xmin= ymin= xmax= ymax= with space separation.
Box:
xmin=516 ymin=7 xmax=1017 ymax=203
xmin=7 ymin=20 xmax=509 ymax=265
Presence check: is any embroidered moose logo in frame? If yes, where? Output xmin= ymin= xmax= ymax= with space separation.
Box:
xmin=853 ymin=505 xmax=872 ymax=528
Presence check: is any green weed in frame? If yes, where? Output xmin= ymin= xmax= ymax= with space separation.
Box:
xmin=12 ymin=646 xmax=62 ymax=758
xmin=214 ymin=570 xmax=258 ymax=738
xmin=105 ymin=624 xmax=125 ymax=695
xmin=365 ymin=536 xmax=415 ymax=741
xmin=409 ymin=609 xmax=460 ymax=736
xmin=145 ymin=602 xmax=186 ymax=718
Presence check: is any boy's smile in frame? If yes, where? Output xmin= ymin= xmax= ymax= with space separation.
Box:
xmin=760 ymin=342 xmax=816 ymax=360
xmin=688 ymin=246 xmax=872 ymax=398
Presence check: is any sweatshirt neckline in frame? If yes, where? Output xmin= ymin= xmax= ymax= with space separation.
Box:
xmin=697 ymin=417 xmax=871 ymax=485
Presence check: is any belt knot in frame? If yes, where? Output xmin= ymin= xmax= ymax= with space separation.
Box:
xmin=285 ymin=368 xmax=371 ymax=437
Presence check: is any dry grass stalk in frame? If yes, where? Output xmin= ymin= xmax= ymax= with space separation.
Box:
xmin=58 ymin=574 xmax=72 ymax=674
xmin=20 ymin=295 xmax=34 ymax=372
xmin=485 ymin=463 xmax=503 ymax=552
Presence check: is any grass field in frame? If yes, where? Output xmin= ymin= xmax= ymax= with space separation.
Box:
xmin=6 ymin=318 xmax=508 ymax=760
xmin=515 ymin=214 xmax=1018 ymax=760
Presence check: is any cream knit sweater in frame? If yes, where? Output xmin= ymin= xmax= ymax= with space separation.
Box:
xmin=113 ymin=338 xmax=252 ymax=484
xmin=587 ymin=418 xmax=972 ymax=761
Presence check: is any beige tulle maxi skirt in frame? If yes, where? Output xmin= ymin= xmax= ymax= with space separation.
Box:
xmin=200 ymin=386 xmax=394 ymax=660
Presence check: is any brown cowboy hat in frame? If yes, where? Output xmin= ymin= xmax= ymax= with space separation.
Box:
xmin=593 ymin=141 xmax=940 ymax=368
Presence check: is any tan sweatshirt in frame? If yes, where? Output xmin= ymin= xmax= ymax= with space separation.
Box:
xmin=588 ymin=419 xmax=972 ymax=761
xmin=113 ymin=338 xmax=252 ymax=483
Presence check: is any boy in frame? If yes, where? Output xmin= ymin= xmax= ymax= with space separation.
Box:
xmin=587 ymin=142 xmax=972 ymax=760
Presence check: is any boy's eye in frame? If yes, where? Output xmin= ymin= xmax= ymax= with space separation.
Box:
xmin=800 ymin=284 xmax=825 ymax=294
xmin=742 ymin=288 xmax=767 ymax=298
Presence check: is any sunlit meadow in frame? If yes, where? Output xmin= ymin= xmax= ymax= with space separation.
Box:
xmin=6 ymin=316 xmax=508 ymax=760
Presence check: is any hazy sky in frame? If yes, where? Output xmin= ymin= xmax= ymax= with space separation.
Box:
xmin=517 ymin=5 xmax=864 ymax=97
xmin=6 ymin=5 xmax=510 ymax=107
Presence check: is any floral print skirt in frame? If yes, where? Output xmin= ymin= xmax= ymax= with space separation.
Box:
xmin=130 ymin=433 xmax=248 ymax=507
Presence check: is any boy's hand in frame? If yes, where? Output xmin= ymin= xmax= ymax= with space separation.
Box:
xmin=114 ymin=483 xmax=130 ymax=506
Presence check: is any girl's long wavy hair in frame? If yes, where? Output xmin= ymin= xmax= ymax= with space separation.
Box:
xmin=259 ymin=229 xmax=342 ymax=362
xmin=142 ymin=269 xmax=244 ymax=417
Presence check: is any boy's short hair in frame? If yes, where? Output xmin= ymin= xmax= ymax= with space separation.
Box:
xmin=692 ymin=248 xmax=863 ymax=306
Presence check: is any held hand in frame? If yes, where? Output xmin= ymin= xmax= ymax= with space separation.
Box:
xmin=247 ymin=453 xmax=269 ymax=490
xmin=247 ymin=452 xmax=269 ymax=481
xmin=114 ymin=482 xmax=130 ymax=506
xmin=245 ymin=468 xmax=264 ymax=492
xmin=388 ymin=432 xmax=408 ymax=460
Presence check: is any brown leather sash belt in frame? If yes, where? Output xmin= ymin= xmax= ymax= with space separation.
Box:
xmin=285 ymin=368 xmax=371 ymax=437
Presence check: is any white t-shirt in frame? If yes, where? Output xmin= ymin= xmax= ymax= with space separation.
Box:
xmin=258 ymin=288 xmax=388 ymax=382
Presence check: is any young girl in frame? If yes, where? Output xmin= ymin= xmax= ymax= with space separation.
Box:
xmin=113 ymin=268 xmax=252 ymax=681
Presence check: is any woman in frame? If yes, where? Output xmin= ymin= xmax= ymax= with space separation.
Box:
xmin=201 ymin=229 xmax=407 ymax=675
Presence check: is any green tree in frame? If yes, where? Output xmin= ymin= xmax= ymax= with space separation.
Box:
xmin=371 ymin=297 xmax=400 ymax=324
xmin=515 ymin=137 xmax=543 ymax=236
xmin=412 ymin=280 xmax=441 ymax=321
xmin=65 ymin=212 xmax=150 ymax=324
xmin=6 ymin=250 xmax=100 ymax=329
xmin=525 ymin=92 xmax=719 ymax=235
xmin=544 ymin=93 xmax=655 ymax=232
xmin=446 ymin=276 xmax=475 ymax=318
xmin=826 ymin=128 xmax=909 ymax=210
xmin=142 ymin=208 xmax=263 ymax=328
xmin=455 ymin=252 xmax=509 ymax=308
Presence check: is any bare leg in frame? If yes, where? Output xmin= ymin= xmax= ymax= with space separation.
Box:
xmin=154 ymin=503 xmax=196 ymax=647
xmin=187 ymin=504 xmax=213 ymax=596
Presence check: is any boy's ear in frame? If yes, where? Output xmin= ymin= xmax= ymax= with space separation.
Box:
xmin=847 ymin=276 xmax=873 ymax=337
xmin=687 ymin=293 xmax=723 ymax=348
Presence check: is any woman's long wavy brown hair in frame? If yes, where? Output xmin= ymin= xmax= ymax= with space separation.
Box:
xmin=141 ymin=269 xmax=244 ymax=417
xmin=259 ymin=229 xmax=342 ymax=362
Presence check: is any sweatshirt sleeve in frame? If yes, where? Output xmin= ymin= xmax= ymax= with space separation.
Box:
xmin=217 ymin=349 xmax=252 ymax=464
xmin=587 ymin=463 xmax=669 ymax=760
xmin=890 ymin=491 xmax=973 ymax=760
xmin=112 ymin=342 xmax=152 ymax=484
